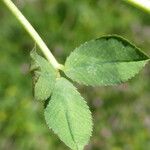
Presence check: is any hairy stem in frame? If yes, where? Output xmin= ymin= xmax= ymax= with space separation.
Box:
xmin=126 ymin=0 xmax=150 ymax=14
xmin=2 ymin=0 xmax=62 ymax=69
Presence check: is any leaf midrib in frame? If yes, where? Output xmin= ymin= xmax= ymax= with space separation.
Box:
xmin=59 ymin=91 xmax=79 ymax=150
xmin=65 ymin=110 xmax=79 ymax=150
xmin=66 ymin=59 xmax=149 ymax=69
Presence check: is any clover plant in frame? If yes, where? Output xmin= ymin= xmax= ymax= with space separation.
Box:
xmin=2 ymin=0 xmax=150 ymax=149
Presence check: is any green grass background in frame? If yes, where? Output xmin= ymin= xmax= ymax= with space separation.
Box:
xmin=0 ymin=0 xmax=150 ymax=150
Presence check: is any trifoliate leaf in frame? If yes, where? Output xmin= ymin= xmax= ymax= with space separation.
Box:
xmin=30 ymin=50 xmax=57 ymax=101
xmin=64 ymin=35 xmax=149 ymax=86
xmin=44 ymin=77 xmax=92 ymax=150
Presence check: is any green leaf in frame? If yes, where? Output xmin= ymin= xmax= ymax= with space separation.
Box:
xmin=30 ymin=50 xmax=57 ymax=101
xmin=44 ymin=77 xmax=92 ymax=150
xmin=64 ymin=35 xmax=149 ymax=86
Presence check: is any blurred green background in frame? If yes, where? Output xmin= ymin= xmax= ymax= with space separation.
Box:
xmin=0 ymin=0 xmax=150 ymax=150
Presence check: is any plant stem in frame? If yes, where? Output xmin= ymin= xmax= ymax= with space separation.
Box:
xmin=126 ymin=0 xmax=150 ymax=14
xmin=2 ymin=0 xmax=62 ymax=70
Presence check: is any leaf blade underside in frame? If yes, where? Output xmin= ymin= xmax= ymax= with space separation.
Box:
xmin=64 ymin=35 xmax=149 ymax=86
xmin=30 ymin=50 xmax=57 ymax=101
